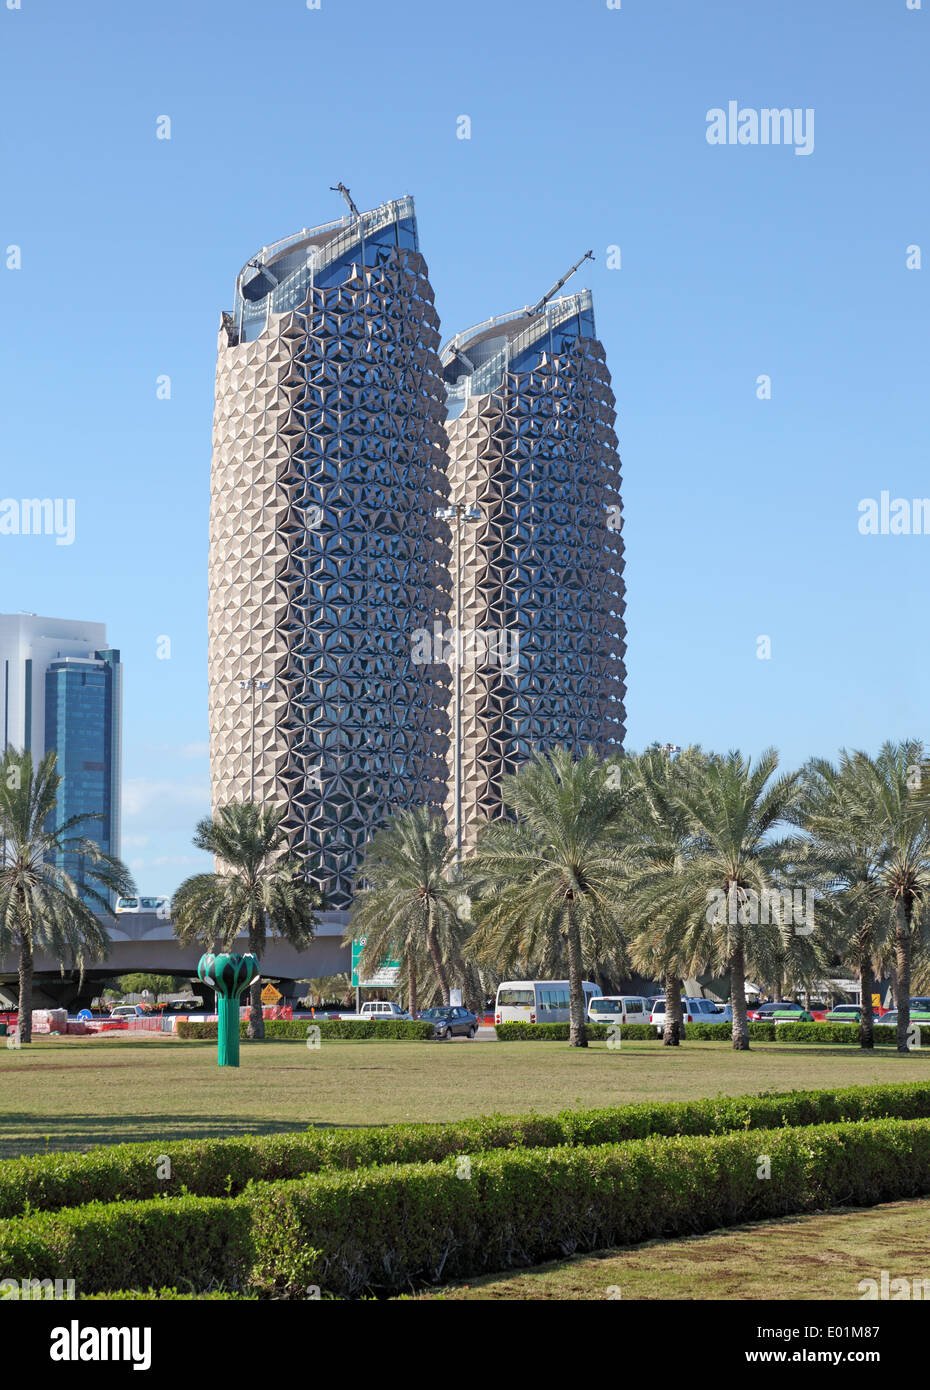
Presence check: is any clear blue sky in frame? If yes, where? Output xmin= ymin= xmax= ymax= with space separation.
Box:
xmin=0 ymin=0 xmax=927 ymax=894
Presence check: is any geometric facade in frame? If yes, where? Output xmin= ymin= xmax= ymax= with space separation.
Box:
xmin=440 ymin=289 xmax=627 ymax=851
xmin=209 ymin=197 xmax=451 ymax=911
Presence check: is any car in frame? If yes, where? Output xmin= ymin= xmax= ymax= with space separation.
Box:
xmin=358 ymin=1001 xmax=411 ymax=1021
xmin=879 ymin=1008 xmax=930 ymax=1028
xmin=109 ymin=1004 xmax=146 ymax=1020
xmin=649 ymin=997 xmax=721 ymax=1032
xmin=747 ymin=1000 xmax=808 ymax=1022
xmin=710 ymin=1002 xmax=733 ymax=1023
xmin=419 ymin=1006 xmax=478 ymax=1039
xmin=910 ymin=997 xmax=930 ymax=1013
xmin=824 ymin=1005 xmax=862 ymax=1024
xmin=587 ymin=995 xmax=652 ymax=1025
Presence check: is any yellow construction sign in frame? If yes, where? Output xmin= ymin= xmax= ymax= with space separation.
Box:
xmin=260 ymin=983 xmax=282 ymax=1004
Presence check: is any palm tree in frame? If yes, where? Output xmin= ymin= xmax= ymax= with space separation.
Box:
xmin=348 ymin=807 xmax=467 ymax=1012
xmin=799 ymin=743 xmax=930 ymax=1054
xmin=632 ymin=748 xmax=804 ymax=1051
xmin=619 ymin=746 xmax=712 ymax=1046
xmin=0 ymin=748 xmax=132 ymax=1044
xmin=465 ymin=748 xmax=631 ymax=1047
xmin=171 ymin=802 xmax=324 ymax=1039
xmin=794 ymin=755 xmax=896 ymax=1049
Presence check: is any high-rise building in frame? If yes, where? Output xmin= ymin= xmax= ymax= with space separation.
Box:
xmin=0 ymin=613 xmax=122 ymax=875
xmin=440 ymin=286 xmax=627 ymax=851
xmin=209 ymin=195 xmax=451 ymax=914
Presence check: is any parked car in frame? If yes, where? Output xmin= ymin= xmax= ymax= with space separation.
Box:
xmin=747 ymin=1000 xmax=807 ymax=1022
xmin=649 ymin=997 xmax=721 ymax=1032
xmin=587 ymin=995 xmax=652 ymax=1025
xmin=710 ymin=1002 xmax=733 ymax=1023
xmin=420 ymin=1006 xmax=478 ymax=1039
xmin=358 ymin=1001 xmax=410 ymax=1021
xmin=879 ymin=1008 xmax=930 ymax=1028
xmin=109 ymin=1004 xmax=146 ymax=1020
xmin=824 ymin=1005 xmax=862 ymax=1024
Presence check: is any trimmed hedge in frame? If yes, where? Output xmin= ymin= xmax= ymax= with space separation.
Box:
xmin=496 ymin=1022 xmax=613 ymax=1041
xmin=495 ymin=1021 xmax=778 ymax=1041
xmin=776 ymin=1022 xmax=930 ymax=1045
xmin=177 ymin=1019 xmax=433 ymax=1042
xmin=247 ymin=1117 xmax=930 ymax=1297
xmin=0 ymin=1196 xmax=251 ymax=1295
xmin=4 ymin=1080 xmax=930 ymax=1219
xmin=3 ymin=1118 xmax=930 ymax=1296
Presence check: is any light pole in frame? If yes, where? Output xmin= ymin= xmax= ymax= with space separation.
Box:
xmin=436 ymin=503 xmax=480 ymax=861
xmin=238 ymin=677 xmax=270 ymax=802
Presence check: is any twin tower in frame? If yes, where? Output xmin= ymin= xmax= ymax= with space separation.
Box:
xmin=209 ymin=194 xmax=627 ymax=917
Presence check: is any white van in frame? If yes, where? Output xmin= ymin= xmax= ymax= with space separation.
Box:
xmin=495 ymin=980 xmax=600 ymax=1025
xmin=587 ymin=995 xmax=651 ymax=1025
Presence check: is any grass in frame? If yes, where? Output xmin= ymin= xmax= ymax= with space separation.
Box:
xmin=1 ymin=1034 xmax=929 ymax=1158
xmin=411 ymin=1198 xmax=930 ymax=1300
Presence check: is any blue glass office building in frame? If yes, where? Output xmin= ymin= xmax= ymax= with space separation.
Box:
xmin=44 ymin=649 xmax=122 ymax=892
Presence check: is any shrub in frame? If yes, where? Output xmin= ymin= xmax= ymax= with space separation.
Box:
xmin=774 ymin=1022 xmax=930 ymax=1046
xmin=0 ymin=1196 xmax=251 ymax=1295
xmin=494 ymin=1020 xmax=782 ymax=1042
xmin=4 ymin=1080 xmax=930 ymax=1218
xmin=4 ymin=1118 xmax=930 ymax=1296
xmin=249 ymin=1117 xmax=930 ymax=1297
xmin=177 ymin=1019 xmax=433 ymax=1042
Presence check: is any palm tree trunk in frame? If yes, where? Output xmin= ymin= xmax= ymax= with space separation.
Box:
xmin=730 ymin=934 xmax=750 ymax=1051
xmin=859 ymin=952 xmax=875 ymax=1051
xmin=406 ymin=945 xmax=418 ymax=1017
xmin=889 ymin=958 xmax=898 ymax=1008
xmin=895 ymin=900 xmax=912 ymax=1054
xmin=18 ymin=932 xmax=33 ymax=1045
xmin=426 ymin=905 xmax=450 ymax=1005
xmin=663 ymin=972 xmax=682 ymax=1046
xmin=566 ymin=906 xmax=588 ymax=1048
xmin=247 ymin=975 xmax=265 ymax=1040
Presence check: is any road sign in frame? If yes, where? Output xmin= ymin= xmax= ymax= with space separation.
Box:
xmin=261 ymin=983 xmax=282 ymax=1004
xmin=351 ymin=938 xmax=401 ymax=989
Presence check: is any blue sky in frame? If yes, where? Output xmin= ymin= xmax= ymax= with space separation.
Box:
xmin=0 ymin=0 xmax=927 ymax=894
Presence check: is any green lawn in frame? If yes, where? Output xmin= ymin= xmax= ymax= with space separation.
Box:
xmin=1 ymin=1034 xmax=928 ymax=1159
xmin=412 ymin=1198 xmax=930 ymax=1300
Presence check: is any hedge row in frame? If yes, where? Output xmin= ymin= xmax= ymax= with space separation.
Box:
xmin=3 ymin=1118 xmax=930 ymax=1296
xmin=177 ymin=1019 xmax=434 ymax=1042
xmin=4 ymin=1080 xmax=930 ymax=1219
xmin=494 ymin=1020 xmax=930 ymax=1045
xmin=496 ymin=1021 xmax=779 ymax=1041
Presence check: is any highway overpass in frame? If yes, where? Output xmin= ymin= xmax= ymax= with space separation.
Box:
xmin=0 ymin=910 xmax=351 ymax=1010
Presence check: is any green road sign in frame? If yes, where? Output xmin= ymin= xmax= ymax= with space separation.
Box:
xmin=351 ymin=937 xmax=401 ymax=988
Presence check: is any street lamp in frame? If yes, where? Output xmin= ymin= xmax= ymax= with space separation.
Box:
xmin=436 ymin=502 xmax=481 ymax=861
xmin=238 ymin=677 xmax=270 ymax=803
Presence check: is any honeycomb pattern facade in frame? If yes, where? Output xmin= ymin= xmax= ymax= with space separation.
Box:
xmin=209 ymin=236 xmax=451 ymax=909
xmin=444 ymin=332 xmax=627 ymax=851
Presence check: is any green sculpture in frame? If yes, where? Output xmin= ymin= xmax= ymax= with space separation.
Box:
xmin=197 ymin=953 xmax=260 ymax=1067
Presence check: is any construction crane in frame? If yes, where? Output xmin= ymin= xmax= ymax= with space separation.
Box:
xmin=330 ymin=182 xmax=361 ymax=219
xmin=527 ymin=250 xmax=594 ymax=316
